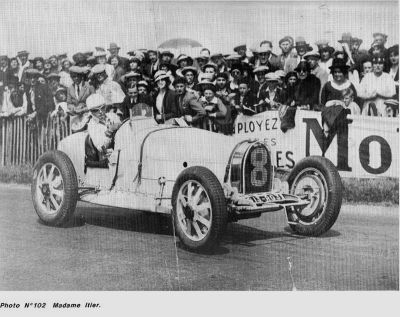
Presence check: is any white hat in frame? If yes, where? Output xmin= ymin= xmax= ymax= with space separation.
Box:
xmin=303 ymin=49 xmax=320 ymax=59
xmin=265 ymin=73 xmax=280 ymax=81
xmin=91 ymin=64 xmax=106 ymax=74
xmin=274 ymin=70 xmax=286 ymax=78
xmin=154 ymin=70 xmax=170 ymax=82
xmin=253 ymin=65 xmax=269 ymax=73
xmin=256 ymin=46 xmax=270 ymax=54
xmin=94 ymin=50 xmax=107 ymax=58
xmin=86 ymin=94 xmax=106 ymax=110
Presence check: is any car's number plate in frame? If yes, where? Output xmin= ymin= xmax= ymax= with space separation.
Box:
xmin=247 ymin=193 xmax=285 ymax=204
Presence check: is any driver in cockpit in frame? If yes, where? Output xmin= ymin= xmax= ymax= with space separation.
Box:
xmin=85 ymin=94 xmax=122 ymax=160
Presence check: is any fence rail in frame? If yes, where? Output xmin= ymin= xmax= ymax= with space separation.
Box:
xmin=0 ymin=115 xmax=71 ymax=166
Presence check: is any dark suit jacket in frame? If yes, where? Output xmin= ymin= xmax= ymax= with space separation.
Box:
xmin=27 ymin=83 xmax=55 ymax=120
xmin=152 ymin=89 xmax=179 ymax=124
xmin=66 ymin=81 xmax=95 ymax=111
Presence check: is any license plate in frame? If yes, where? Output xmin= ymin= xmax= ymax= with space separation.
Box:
xmin=247 ymin=192 xmax=285 ymax=204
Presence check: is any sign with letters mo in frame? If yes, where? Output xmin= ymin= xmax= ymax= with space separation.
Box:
xmin=234 ymin=111 xmax=399 ymax=178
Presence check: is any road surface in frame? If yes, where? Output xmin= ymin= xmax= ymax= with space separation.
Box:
xmin=0 ymin=184 xmax=398 ymax=290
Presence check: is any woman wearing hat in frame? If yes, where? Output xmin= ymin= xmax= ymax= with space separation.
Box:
xmin=320 ymin=58 xmax=357 ymax=107
xmin=152 ymin=70 xmax=178 ymax=124
xmin=59 ymin=59 xmax=73 ymax=88
xmin=388 ymin=45 xmax=399 ymax=96
xmin=110 ymin=55 xmax=126 ymax=83
xmin=175 ymin=54 xmax=194 ymax=77
xmin=198 ymin=81 xmax=230 ymax=134
xmin=293 ymin=61 xmax=320 ymax=110
xmin=94 ymin=50 xmax=115 ymax=80
xmin=358 ymin=54 xmax=396 ymax=116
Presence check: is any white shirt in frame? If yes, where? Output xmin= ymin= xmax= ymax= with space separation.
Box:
xmin=358 ymin=72 xmax=396 ymax=116
xmin=156 ymin=90 xmax=165 ymax=114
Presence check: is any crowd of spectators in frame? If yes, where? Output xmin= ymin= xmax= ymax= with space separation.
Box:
xmin=0 ymin=32 xmax=398 ymax=135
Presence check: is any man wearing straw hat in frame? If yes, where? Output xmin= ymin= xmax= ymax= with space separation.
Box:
xmin=107 ymin=42 xmax=129 ymax=71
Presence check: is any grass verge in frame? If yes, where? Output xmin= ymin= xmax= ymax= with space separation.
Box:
xmin=0 ymin=165 xmax=398 ymax=205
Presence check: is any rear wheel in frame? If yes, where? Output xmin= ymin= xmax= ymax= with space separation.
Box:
xmin=172 ymin=166 xmax=228 ymax=252
xmin=31 ymin=150 xmax=78 ymax=226
xmin=287 ymin=156 xmax=342 ymax=236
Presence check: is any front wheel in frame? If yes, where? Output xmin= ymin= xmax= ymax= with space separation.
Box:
xmin=31 ymin=150 xmax=78 ymax=227
xmin=172 ymin=166 xmax=228 ymax=252
xmin=286 ymin=156 xmax=342 ymax=236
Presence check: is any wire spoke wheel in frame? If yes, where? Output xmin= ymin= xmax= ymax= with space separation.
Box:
xmin=32 ymin=151 xmax=78 ymax=227
xmin=36 ymin=163 xmax=65 ymax=216
xmin=176 ymin=180 xmax=212 ymax=242
xmin=172 ymin=166 xmax=227 ymax=252
xmin=287 ymin=156 xmax=342 ymax=236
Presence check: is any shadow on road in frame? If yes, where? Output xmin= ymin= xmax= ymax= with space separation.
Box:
xmin=70 ymin=205 xmax=335 ymax=254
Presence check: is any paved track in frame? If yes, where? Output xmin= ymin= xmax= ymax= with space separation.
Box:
xmin=0 ymin=184 xmax=398 ymax=290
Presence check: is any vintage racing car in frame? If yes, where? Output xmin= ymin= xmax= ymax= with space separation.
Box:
xmin=31 ymin=117 xmax=342 ymax=251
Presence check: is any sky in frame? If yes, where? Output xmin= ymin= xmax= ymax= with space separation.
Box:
xmin=0 ymin=0 xmax=398 ymax=59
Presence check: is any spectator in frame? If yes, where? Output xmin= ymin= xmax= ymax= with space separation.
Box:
xmin=119 ymin=71 xmax=141 ymax=94
xmin=47 ymin=73 xmax=63 ymax=96
xmin=181 ymin=66 xmax=199 ymax=93
xmin=173 ymin=77 xmax=205 ymax=125
xmin=110 ymin=55 xmax=126 ymax=82
xmin=175 ymin=54 xmax=193 ymax=77
xmin=210 ymin=53 xmax=227 ymax=73
xmin=294 ymin=37 xmax=312 ymax=63
xmin=7 ymin=57 xmax=19 ymax=85
xmin=262 ymin=72 xmax=284 ymax=110
xmin=51 ymin=87 xmax=69 ymax=120
xmin=72 ymin=52 xmax=88 ymax=67
xmin=278 ymin=36 xmax=298 ymax=73
xmin=198 ymin=81 xmax=229 ymax=133
xmin=195 ymin=49 xmax=210 ymax=74
xmin=120 ymin=84 xmax=152 ymax=120
xmin=17 ymin=50 xmax=31 ymax=82
xmin=358 ymin=54 xmax=396 ymax=116
xmin=91 ymin=64 xmax=125 ymax=107
xmin=107 ymin=42 xmax=129 ymax=71
xmin=388 ymin=45 xmax=399 ymax=96
xmin=303 ymin=49 xmax=329 ymax=94
xmin=229 ymin=63 xmax=243 ymax=93
xmin=233 ymin=44 xmax=248 ymax=63
xmin=94 ymin=50 xmax=115 ymax=79
xmin=253 ymin=46 xmax=278 ymax=71
xmin=224 ymin=53 xmax=241 ymax=72
xmin=67 ymin=66 xmax=95 ymax=132
xmin=48 ymin=55 xmax=60 ymax=73
xmin=253 ymin=65 xmax=269 ymax=105
xmin=33 ymin=57 xmax=45 ymax=74
xmin=127 ymin=56 xmax=142 ymax=74
xmin=137 ymin=80 xmax=149 ymax=96
xmin=0 ymin=79 xmax=27 ymax=117
xmin=152 ymin=70 xmax=178 ymax=124
xmin=231 ymin=79 xmax=257 ymax=115
xmin=43 ymin=59 xmax=52 ymax=76
xmin=321 ymin=58 xmax=357 ymax=107
xmin=159 ymin=51 xmax=177 ymax=75
xmin=360 ymin=57 xmax=373 ymax=80
xmin=0 ymin=55 xmax=9 ymax=105
xmin=280 ymin=71 xmax=298 ymax=106
xmin=318 ymin=45 xmax=335 ymax=74
xmin=143 ymin=49 xmax=159 ymax=78
xmin=200 ymin=62 xmax=218 ymax=83
xmin=293 ymin=61 xmax=320 ymax=110
xmin=215 ymin=72 xmax=232 ymax=105
xmin=58 ymin=59 xmax=73 ymax=88
xmin=25 ymin=68 xmax=55 ymax=125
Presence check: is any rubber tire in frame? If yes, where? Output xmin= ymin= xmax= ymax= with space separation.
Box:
xmin=31 ymin=150 xmax=78 ymax=227
xmin=287 ymin=156 xmax=342 ymax=236
xmin=172 ymin=166 xmax=228 ymax=252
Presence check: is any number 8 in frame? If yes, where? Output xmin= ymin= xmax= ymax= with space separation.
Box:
xmin=250 ymin=147 xmax=268 ymax=186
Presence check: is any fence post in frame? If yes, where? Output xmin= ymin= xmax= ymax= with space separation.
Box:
xmin=1 ymin=119 xmax=5 ymax=166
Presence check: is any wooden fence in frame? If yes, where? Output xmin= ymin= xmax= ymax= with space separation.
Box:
xmin=0 ymin=115 xmax=222 ymax=167
xmin=0 ymin=115 xmax=71 ymax=167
